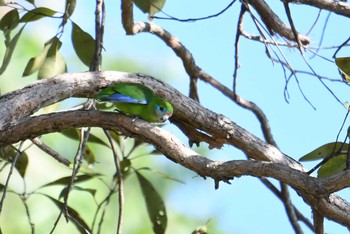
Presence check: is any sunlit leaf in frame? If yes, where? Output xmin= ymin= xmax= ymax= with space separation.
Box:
xmin=120 ymin=158 xmax=131 ymax=178
xmin=0 ymin=9 xmax=19 ymax=32
xmin=299 ymin=142 xmax=348 ymax=161
xmin=192 ymin=225 xmax=208 ymax=234
xmin=335 ymin=57 xmax=350 ymax=82
xmin=0 ymin=25 xmax=24 ymax=75
xmin=24 ymin=0 xmax=34 ymax=4
xmin=43 ymin=195 xmax=91 ymax=233
xmin=138 ymin=167 xmax=184 ymax=184
xmin=133 ymin=0 xmax=166 ymax=18
xmin=37 ymin=51 xmax=67 ymax=79
xmin=20 ymin=7 xmax=56 ymax=23
xmin=73 ymin=185 xmax=97 ymax=197
xmin=71 ymin=22 xmax=95 ymax=67
xmin=60 ymin=128 xmax=109 ymax=147
xmin=84 ymin=146 xmax=96 ymax=165
xmin=0 ymin=145 xmax=28 ymax=178
xmin=58 ymin=185 xmax=97 ymax=201
xmin=65 ymin=0 xmax=76 ymax=17
xmin=136 ymin=171 xmax=167 ymax=234
xmin=23 ymin=37 xmax=60 ymax=76
xmin=61 ymin=0 xmax=76 ymax=26
xmin=318 ymin=154 xmax=347 ymax=178
xmin=40 ymin=174 xmax=101 ymax=189
xmin=14 ymin=152 xmax=28 ymax=178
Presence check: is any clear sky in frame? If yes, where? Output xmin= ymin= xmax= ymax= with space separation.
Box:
xmin=8 ymin=0 xmax=350 ymax=233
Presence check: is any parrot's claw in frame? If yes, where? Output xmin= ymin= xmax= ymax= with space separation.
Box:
xmin=132 ymin=116 xmax=139 ymax=122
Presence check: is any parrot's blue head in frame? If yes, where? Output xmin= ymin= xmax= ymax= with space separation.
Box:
xmin=154 ymin=102 xmax=173 ymax=122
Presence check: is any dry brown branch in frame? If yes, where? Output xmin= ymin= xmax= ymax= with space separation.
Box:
xmin=245 ymin=0 xmax=310 ymax=45
xmin=0 ymin=72 xmax=350 ymax=226
xmin=289 ymin=0 xmax=350 ymax=17
xmin=0 ymin=71 xmax=302 ymax=169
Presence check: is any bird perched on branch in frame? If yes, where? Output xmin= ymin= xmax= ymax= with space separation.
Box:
xmin=95 ymin=83 xmax=173 ymax=123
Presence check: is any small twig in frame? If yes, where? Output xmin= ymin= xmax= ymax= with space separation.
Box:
xmin=281 ymin=183 xmax=303 ymax=234
xmin=0 ymin=141 xmax=24 ymax=213
xmin=104 ymin=130 xmax=124 ymax=234
xmin=91 ymin=178 xmax=118 ymax=233
xmin=245 ymin=0 xmax=310 ymax=44
xmin=63 ymin=128 xmax=91 ymax=220
xmin=31 ymin=138 xmax=70 ymax=166
xmin=283 ymin=1 xmax=304 ymax=52
xmin=23 ymin=197 xmax=35 ymax=234
xmin=90 ymin=0 xmax=105 ymax=71
xmin=259 ymin=178 xmax=314 ymax=231
xmin=153 ymin=0 xmax=237 ymax=22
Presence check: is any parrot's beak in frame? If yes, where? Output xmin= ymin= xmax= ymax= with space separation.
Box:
xmin=162 ymin=112 xmax=172 ymax=121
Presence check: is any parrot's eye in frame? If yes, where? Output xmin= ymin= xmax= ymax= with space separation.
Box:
xmin=159 ymin=106 xmax=165 ymax=112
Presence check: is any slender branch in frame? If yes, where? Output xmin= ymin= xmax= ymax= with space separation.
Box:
xmin=259 ymin=178 xmax=314 ymax=231
xmin=312 ymin=208 xmax=324 ymax=234
xmin=0 ymin=141 xmax=24 ymax=213
xmin=104 ymin=130 xmax=124 ymax=234
xmin=91 ymin=0 xmax=105 ymax=71
xmin=281 ymin=183 xmax=303 ymax=234
xmin=31 ymin=138 xmax=70 ymax=166
xmin=289 ymin=0 xmax=350 ymax=17
xmin=244 ymin=0 xmax=310 ymax=45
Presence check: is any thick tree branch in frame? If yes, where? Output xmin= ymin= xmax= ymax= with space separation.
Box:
xmin=0 ymin=72 xmax=350 ymax=226
xmin=245 ymin=0 xmax=310 ymax=45
xmin=0 ymin=72 xmax=303 ymax=170
xmin=289 ymin=0 xmax=350 ymax=17
xmin=1 ymin=110 xmax=350 ymax=225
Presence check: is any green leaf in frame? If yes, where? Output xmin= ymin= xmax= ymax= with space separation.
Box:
xmin=61 ymin=0 xmax=76 ymax=26
xmin=60 ymin=128 xmax=109 ymax=147
xmin=120 ymin=158 xmax=131 ymax=179
xmin=43 ymin=195 xmax=91 ymax=233
xmin=299 ymin=142 xmax=348 ymax=161
xmin=23 ymin=37 xmax=60 ymax=76
xmin=84 ymin=146 xmax=96 ymax=165
xmin=133 ymin=0 xmax=166 ymax=18
xmin=0 ymin=9 xmax=19 ymax=32
xmin=0 ymin=145 xmax=28 ymax=178
xmin=0 ymin=25 xmax=24 ymax=75
xmin=71 ymin=22 xmax=95 ymax=67
xmin=318 ymin=154 xmax=347 ymax=178
xmin=40 ymin=173 xmax=101 ymax=189
xmin=19 ymin=7 xmax=56 ymax=23
xmin=37 ymin=51 xmax=67 ymax=79
xmin=15 ymin=152 xmax=29 ymax=178
xmin=335 ymin=57 xmax=350 ymax=82
xmin=136 ymin=171 xmax=167 ymax=234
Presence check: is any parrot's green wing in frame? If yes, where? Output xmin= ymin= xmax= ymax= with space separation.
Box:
xmin=95 ymin=83 xmax=173 ymax=123
xmin=95 ymin=83 xmax=154 ymax=104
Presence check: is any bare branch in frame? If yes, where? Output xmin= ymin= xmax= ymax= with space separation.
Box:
xmin=289 ymin=0 xmax=350 ymax=17
xmin=245 ymin=0 xmax=310 ymax=45
xmin=0 ymin=72 xmax=303 ymax=170
xmin=31 ymin=138 xmax=70 ymax=166
xmin=0 ymin=93 xmax=350 ymax=226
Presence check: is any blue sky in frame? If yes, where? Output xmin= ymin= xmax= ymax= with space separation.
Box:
xmin=5 ymin=0 xmax=350 ymax=233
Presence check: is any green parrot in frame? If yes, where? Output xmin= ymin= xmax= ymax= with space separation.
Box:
xmin=95 ymin=83 xmax=173 ymax=123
